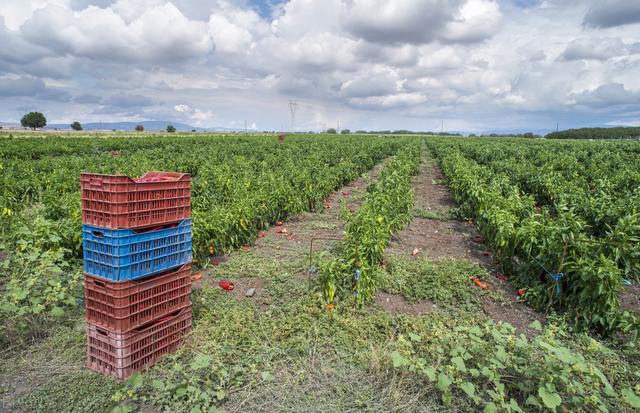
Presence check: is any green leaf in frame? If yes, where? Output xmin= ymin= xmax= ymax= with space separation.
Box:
xmin=424 ymin=367 xmax=436 ymax=381
xmin=174 ymin=385 xmax=188 ymax=398
xmin=554 ymin=346 xmax=576 ymax=364
xmin=216 ymin=389 xmax=226 ymax=400
xmin=451 ymin=356 xmax=466 ymax=372
xmin=538 ymin=386 xmax=561 ymax=409
xmin=189 ymin=406 xmax=202 ymax=413
xmin=484 ymin=402 xmax=497 ymax=413
xmin=50 ymin=306 xmax=64 ymax=317
xmin=152 ymin=379 xmax=165 ymax=391
xmin=110 ymin=404 xmax=134 ymax=413
xmin=525 ymin=395 xmax=541 ymax=407
xmin=528 ymin=320 xmax=542 ymax=331
xmin=128 ymin=372 xmax=143 ymax=389
xmin=390 ymin=351 xmax=409 ymax=368
xmin=437 ymin=372 xmax=452 ymax=392
xmin=459 ymin=381 xmax=475 ymax=398
xmin=261 ymin=371 xmax=274 ymax=382
xmin=190 ymin=354 xmax=212 ymax=370
xmin=408 ymin=332 xmax=421 ymax=342
xmin=622 ymin=388 xmax=640 ymax=408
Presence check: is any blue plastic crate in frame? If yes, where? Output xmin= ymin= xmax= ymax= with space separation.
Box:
xmin=83 ymin=219 xmax=192 ymax=282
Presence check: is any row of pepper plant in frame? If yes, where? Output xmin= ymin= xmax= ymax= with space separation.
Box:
xmin=319 ymin=144 xmax=421 ymax=307
xmin=0 ymin=133 xmax=409 ymax=336
xmin=427 ymin=138 xmax=639 ymax=336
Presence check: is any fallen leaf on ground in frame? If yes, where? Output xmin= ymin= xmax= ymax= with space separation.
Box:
xmin=192 ymin=273 xmax=203 ymax=281
xmin=412 ymin=248 xmax=421 ymax=256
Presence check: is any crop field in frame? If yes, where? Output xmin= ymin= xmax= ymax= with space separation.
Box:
xmin=1 ymin=133 xmax=639 ymax=412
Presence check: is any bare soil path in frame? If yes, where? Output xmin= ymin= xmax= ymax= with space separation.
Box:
xmin=380 ymin=148 xmax=544 ymax=335
xmin=196 ymin=159 xmax=390 ymax=299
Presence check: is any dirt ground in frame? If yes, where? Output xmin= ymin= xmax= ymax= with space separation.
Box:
xmin=383 ymin=150 xmax=545 ymax=332
xmin=374 ymin=292 xmax=435 ymax=315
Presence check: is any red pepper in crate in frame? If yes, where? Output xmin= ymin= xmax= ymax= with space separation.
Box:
xmin=219 ymin=280 xmax=235 ymax=291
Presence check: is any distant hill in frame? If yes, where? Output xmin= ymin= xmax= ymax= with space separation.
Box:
xmin=545 ymin=127 xmax=640 ymax=140
xmin=43 ymin=121 xmax=238 ymax=132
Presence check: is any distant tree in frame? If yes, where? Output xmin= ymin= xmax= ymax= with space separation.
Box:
xmin=340 ymin=129 xmax=351 ymax=134
xmin=70 ymin=121 xmax=83 ymax=131
xmin=135 ymin=125 xmax=144 ymax=132
xmin=326 ymin=128 xmax=337 ymax=134
xmin=166 ymin=125 xmax=176 ymax=133
xmin=468 ymin=133 xmax=477 ymax=137
xmin=191 ymin=129 xmax=196 ymax=132
xmin=355 ymin=130 xmax=367 ymax=134
xmin=20 ymin=112 xmax=46 ymax=130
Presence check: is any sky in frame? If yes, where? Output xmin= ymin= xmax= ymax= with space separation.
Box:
xmin=0 ymin=0 xmax=639 ymax=133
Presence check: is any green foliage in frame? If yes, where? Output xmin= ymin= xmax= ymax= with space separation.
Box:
xmin=326 ymin=128 xmax=336 ymax=134
xmin=134 ymin=124 xmax=144 ymax=131
xmin=319 ymin=145 xmax=421 ymax=305
xmin=546 ymin=127 xmax=640 ymax=140
xmin=0 ymin=206 xmax=81 ymax=343
xmin=390 ymin=320 xmax=639 ymax=412
xmin=20 ymin=111 xmax=47 ymax=130
xmin=429 ymin=138 xmax=640 ymax=335
xmin=70 ymin=121 xmax=83 ymax=131
xmin=166 ymin=125 xmax=176 ymax=133
xmin=378 ymin=256 xmax=490 ymax=310
xmin=340 ymin=129 xmax=350 ymax=134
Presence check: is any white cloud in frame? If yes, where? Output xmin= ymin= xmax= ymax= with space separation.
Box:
xmin=174 ymin=103 xmax=214 ymax=125
xmin=0 ymin=0 xmax=639 ymax=131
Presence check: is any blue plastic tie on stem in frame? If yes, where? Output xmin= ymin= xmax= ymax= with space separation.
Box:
xmin=528 ymin=252 xmax=564 ymax=296
xmin=354 ymin=269 xmax=361 ymax=297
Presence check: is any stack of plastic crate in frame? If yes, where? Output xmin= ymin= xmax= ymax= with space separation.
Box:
xmin=80 ymin=172 xmax=193 ymax=380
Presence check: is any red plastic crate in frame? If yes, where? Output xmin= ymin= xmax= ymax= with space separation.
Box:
xmin=86 ymin=305 xmax=192 ymax=380
xmin=84 ymin=263 xmax=192 ymax=332
xmin=80 ymin=172 xmax=191 ymax=229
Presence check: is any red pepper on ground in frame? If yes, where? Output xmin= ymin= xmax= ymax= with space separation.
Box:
xmin=471 ymin=277 xmax=488 ymax=289
xmin=219 ymin=280 xmax=235 ymax=291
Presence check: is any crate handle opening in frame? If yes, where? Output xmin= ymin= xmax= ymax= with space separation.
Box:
xmin=93 ymin=280 xmax=105 ymax=288
xmin=89 ymin=178 xmax=103 ymax=186
xmin=96 ymin=328 xmax=108 ymax=336
xmin=92 ymin=231 xmax=105 ymax=238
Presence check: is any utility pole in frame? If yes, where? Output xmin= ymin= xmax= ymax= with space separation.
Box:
xmin=441 ymin=120 xmax=444 ymax=133
xmin=556 ymin=122 xmax=559 ymax=132
xmin=244 ymin=120 xmax=247 ymax=133
xmin=289 ymin=99 xmax=298 ymax=131
xmin=337 ymin=120 xmax=340 ymax=132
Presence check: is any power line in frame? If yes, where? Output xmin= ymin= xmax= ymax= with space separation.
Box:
xmin=289 ymin=99 xmax=298 ymax=131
